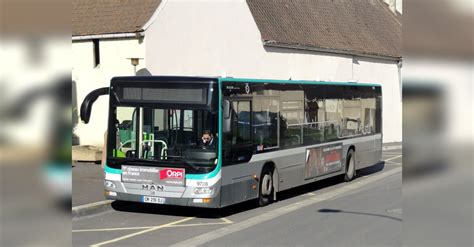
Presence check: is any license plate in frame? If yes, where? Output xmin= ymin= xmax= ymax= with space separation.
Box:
xmin=142 ymin=196 xmax=166 ymax=204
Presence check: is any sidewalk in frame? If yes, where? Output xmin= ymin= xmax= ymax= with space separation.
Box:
xmin=72 ymin=162 xmax=104 ymax=207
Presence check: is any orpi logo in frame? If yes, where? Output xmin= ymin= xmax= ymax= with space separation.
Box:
xmin=160 ymin=169 xmax=184 ymax=180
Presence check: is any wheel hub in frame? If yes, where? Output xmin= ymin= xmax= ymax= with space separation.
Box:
xmin=261 ymin=174 xmax=272 ymax=196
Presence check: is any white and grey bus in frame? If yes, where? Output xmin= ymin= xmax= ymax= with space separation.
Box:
xmin=80 ymin=76 xmax=382 ymax=208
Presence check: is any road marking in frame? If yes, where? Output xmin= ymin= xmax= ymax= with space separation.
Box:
xmin=169 ymin=222 xmax=231 ymax=227
xmin=73 ymin=217 xmax=233 ymax=233
xmin=73 ymin=226 xmax=153 ymax=233
xmin=384 ymin=160 xmax=402 ymax=165
xmin=171 ymin=166 xmax=402 ymax=247
xmin=384 ymin=155 xmax=402 ymax=162
xmin=90 ymin=217 xmax=194 ymax=247
xmin=220 ymin=217 xmax=233 ymax=224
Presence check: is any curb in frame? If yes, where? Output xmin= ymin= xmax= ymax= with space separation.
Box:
xmin=72 ymin=200 xmax=114 ymax=218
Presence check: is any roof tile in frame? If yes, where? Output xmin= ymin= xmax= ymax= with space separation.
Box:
xmin=72 ymin=0 xmax=161 ymax=36
xmin=247 ymin=0 xmax=402 ymax=58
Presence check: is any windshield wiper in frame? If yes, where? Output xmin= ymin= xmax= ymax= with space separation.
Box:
xmin=168 ymin=156 xmax=201 ymax=172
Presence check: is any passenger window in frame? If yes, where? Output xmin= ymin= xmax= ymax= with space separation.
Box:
xmin=304 ymin=87 xmax=325 ymax=145
xmin=361 ymin=98 xmax=376 ymax=134
xmin=342 ymin=87 xmax=362 ymax=137
xmin=232 ymin=101 xmax=251 ymax=143
xmin=253 ymin=97 xmax=279 ymax=151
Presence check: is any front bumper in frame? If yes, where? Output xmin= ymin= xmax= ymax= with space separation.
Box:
xmin=105 ymin=191 xmax=221 ymax=208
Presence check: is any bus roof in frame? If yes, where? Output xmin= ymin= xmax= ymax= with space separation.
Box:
xmin=220 ymin=77 xmax=381 ymax=87
xmin=111 ymin=76 xmax=381 ymax=87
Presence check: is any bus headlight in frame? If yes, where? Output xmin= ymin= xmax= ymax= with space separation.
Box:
xmin=104 ymin=180 xmax=116 ymax=189
xmin=193 ymin=187 xmax=214 ymax=195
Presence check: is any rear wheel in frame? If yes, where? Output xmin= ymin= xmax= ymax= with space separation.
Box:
xmin=258 ymin=166 xmax=274 ymax=206
xmin=344 ymin=149 xmax=356 ymax=182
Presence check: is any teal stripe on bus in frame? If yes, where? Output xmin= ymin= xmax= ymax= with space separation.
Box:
xmin=221 ymin=77 xmax=381 ymax=87
xmin=188 ymin=78 xmax=223 ymax=180
xmin=105 ymin=164 xmax=122 ymax=174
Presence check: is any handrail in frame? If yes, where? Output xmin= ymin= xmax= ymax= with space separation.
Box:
xmin=287 ymin=120 xmax=339 ymax=127
xmin=141 ymin=139 xmax=168 ymax=159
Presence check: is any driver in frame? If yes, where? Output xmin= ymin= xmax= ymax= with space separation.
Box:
xmin=200 ymin=130 xmax=215 ymax=147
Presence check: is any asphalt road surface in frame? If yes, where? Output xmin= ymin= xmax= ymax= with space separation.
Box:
xmin=73 ymin=149 xmax=402 ymax=247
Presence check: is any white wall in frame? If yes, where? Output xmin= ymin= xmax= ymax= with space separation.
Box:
xmin=72 ymin=38 xmax=146 ymax=146
xmin=404 ymin=58 xmax=473 ymax=144
xmin=144 ymin=0 xmax=402 ymax=142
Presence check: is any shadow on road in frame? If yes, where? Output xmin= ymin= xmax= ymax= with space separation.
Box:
xmin=318 ymin=208 xmax=402 ymax=221
xmin=111 ymin=161 xmax=386 ymax=218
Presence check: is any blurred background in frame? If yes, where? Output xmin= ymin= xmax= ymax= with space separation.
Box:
xmin=0 ymin=0 xmax=71 ymax=246
xmin=0 ymin=0 xmax=472 ymax=246
xmin=403 ymin=0 xmax=473 ymax=246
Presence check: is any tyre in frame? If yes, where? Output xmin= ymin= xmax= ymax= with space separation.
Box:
xmin=258 ymin=166 xmax=274 ymax=206
xmin=344 ymin=149 xmax=356 ymax=182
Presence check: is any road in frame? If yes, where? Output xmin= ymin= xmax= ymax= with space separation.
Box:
xmin=72 ymin=149 xmax=402 ymax=247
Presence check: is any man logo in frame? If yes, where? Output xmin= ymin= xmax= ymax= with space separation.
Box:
xmin=142 ymin=184 xmax=164 ymax=191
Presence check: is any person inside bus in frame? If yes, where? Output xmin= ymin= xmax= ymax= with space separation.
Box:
xmin=200 ymin=130 xmax=215 ymax=148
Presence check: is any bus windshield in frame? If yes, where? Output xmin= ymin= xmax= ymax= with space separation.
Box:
xmin=109 ymin=106 xmax=218 ymax=167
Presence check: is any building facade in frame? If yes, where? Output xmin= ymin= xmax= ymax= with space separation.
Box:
xmin=73 ymin=0 xmax=402 ymax=146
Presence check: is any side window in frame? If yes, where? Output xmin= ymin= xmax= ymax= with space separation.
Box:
xmin=231 ymin=101 xmax=251 ymax=144
xmin=281 ymin=99 xmax=304 ymax=147
xmin=361 ymin=97 xmax=376 ymax=134
xmin=342 ymin=87 xmax=362 ymax=137
xmin=324 ymin=86 xmax=343 ymax=141
xmin=375 ymin=92 xmax=382 ymax=133
xmin=303 ymin=85 xmax=325 ymax=145
xmin=253 ymin=97 xmax=279 ymax=151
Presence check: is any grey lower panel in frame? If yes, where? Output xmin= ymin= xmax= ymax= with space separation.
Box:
xmin=106 ymin=191 xmax=221 ymax=208
xmin=218 ymin=134 xmax=383 ymax=206
xmin=220 ymin=178 xmax=259 ymax=208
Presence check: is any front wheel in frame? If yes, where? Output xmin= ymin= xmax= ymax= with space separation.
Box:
xmin=344 ymin=149 xmax=356 ymax=182
xmin=258 ymin=166 xmax=274 ymax=207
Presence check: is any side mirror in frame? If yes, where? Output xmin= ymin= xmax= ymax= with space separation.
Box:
xmin=222 ymin=100 xmax=232 ymax=133
xmin=80 ymin=87 xmax=109 ymax=124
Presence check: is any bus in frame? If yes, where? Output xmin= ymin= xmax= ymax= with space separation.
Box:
xmin=80 ymin=76 xmax=382 ymax=208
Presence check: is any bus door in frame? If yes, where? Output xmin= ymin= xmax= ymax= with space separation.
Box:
xmin=223 ymin=100 xmax=253 ymax=165
xmin=221 ymin=99 xmax=255 ymax=205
